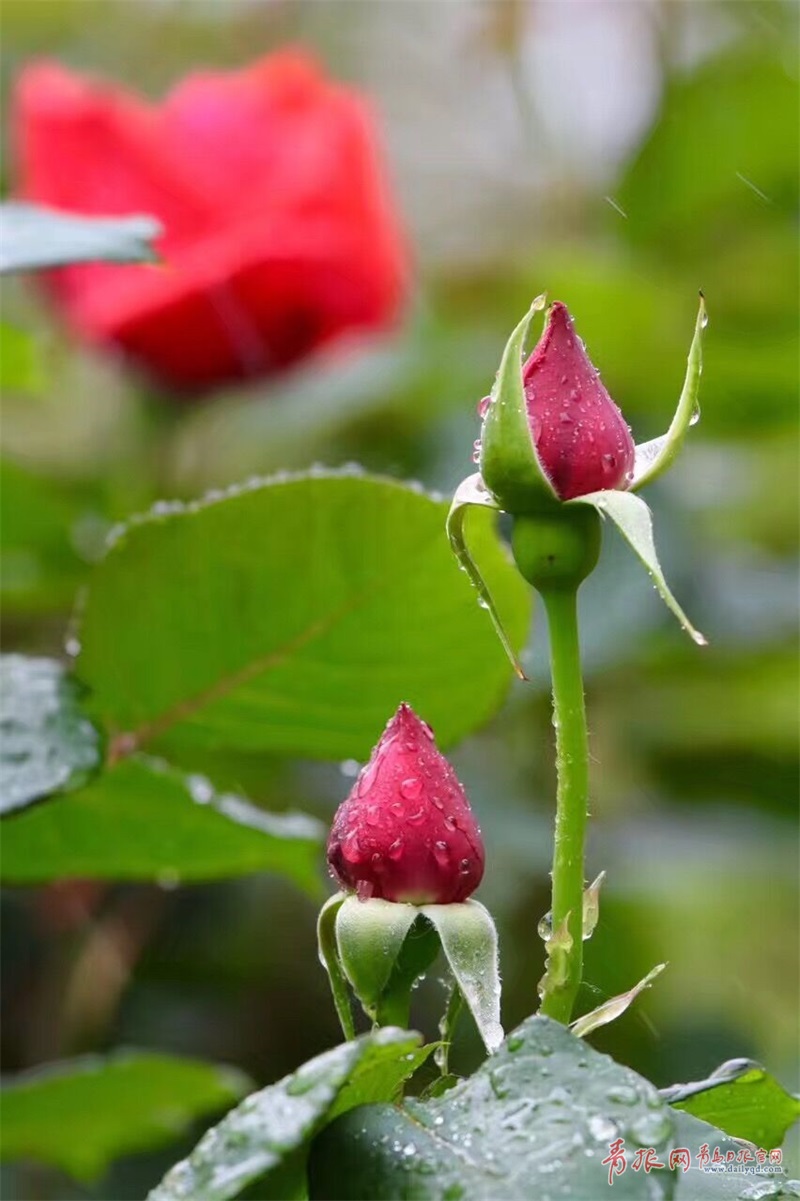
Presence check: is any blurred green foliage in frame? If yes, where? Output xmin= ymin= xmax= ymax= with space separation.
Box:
xmin=1 ymin=1 xmax=797 ymax=1196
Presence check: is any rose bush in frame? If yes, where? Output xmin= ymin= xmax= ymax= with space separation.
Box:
xmin=14 ymin=51 xmax=407 ymax=393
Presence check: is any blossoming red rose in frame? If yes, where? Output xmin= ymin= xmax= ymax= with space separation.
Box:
xmin=327 ymin=704 xmax=485 ymax=905
xmin=14 ymin=52 xmax=407 ymax=392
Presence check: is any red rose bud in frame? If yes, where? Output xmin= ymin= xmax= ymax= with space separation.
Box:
xmin=327 ymin=704 xmax=484 ymax=905
xmin=522 ymin=302 xmax=635 ymax=500
xmin=13 ymin=53 xmax=407 ymax=394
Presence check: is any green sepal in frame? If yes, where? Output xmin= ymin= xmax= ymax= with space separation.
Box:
xmin=422 ymin=900 xmax=504 ymax=1054
xmin=570 ymin=489 xmax=707 ymax=645
xmin=335 ymin=897 xmax=418 ymax=1022
xmin=446 ymin=474 xmax=527 ymax=680
xmin=434 ymin=983 xmax=465 ymax=1077
xmin=570 ymin=962 xmax=666 ymax=1038
xmin=479 ymin=295 xmax=559 ymax=516
xmin=631 ymin=293 xmax=707 ymax=490
xmin=316 ymin=892 xmax=356 ymax=1041
xmin=374 ymin=915 xmax=441 ymax=1028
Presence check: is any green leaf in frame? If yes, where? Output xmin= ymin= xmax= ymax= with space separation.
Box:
xmin=446 ymin=474 xmax=527 ymax=680
xmin=572 ymin=489 xmax=706 ymax=645
xmin=1 ymin=757 xmax=324 ymax=893
xmin=0 ymin=1050 xmax=249 ymax=1184
xmin=0 ymin=655 xmax=101 ymax=815
xmin=663 ymin=1060 xmax=800 ymax=1151
xmin=0 ymin=459 xmax=86 ymax=615
xmin=422 ymin=899 xmax=503 ymax=1054
xmin=631 ymin=294 xmax=707 ymax=491
xmin=148 ymin=1028 xmax=429 ymax=1201
xmin=0 ymin=202 xmax=162 ymax=273
xmin=78 ymin=473 xmax=531 ymax=761
xmin=670 ymin=1110 xmax=789 ymax=1199
xmin=309 ymin=1014 xmax=677 ymax=1199
xmin=327 ymin=1038 xmax=434 ymax=1124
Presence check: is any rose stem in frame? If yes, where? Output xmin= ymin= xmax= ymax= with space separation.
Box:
xmin=538 ymin=584 xmax=590 ymax=1024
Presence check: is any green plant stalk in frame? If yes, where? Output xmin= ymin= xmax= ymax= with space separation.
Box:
xmin=539 ymin=585 xmax=590 ymax=1024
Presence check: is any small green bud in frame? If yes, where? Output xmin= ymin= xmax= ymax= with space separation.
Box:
xmin=511 ymin=506 xmax=601 ymax=592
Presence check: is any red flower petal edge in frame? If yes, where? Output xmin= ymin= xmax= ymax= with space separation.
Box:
xmin=522 ymin=302 xmax=635 ymax=500
xmin=327 ymin=704 xmax=485 ymax=904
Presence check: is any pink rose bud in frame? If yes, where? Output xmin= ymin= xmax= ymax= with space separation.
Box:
xmin=327 ymin=704 xmax=485 ymax=905
xmin=522 ymin=302 xmax=635 ymax=500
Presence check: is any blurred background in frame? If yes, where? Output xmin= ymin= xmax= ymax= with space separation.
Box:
xmin=1 ymin=1 xmax=798 ymax=1197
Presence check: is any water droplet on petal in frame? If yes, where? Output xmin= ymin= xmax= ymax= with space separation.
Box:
xmin=406 ymin=807 xmax=425 ymax=825
xmin=356 ymin=879 xmax=374 ymax=901
xmin=477 ymin=395 xmax=491 ymax=418
xmin=390 ymin=800 xmax=405 ymax=817
xmin=365 ymin=804 xmax=381 ymax=826
xmin=388 ymin=838 xmax=404 ymax=860
xmin=433 ymin=841 xmax=450 ymax=867
xmin=400 ymin=777 xmax=423 ymax=801
xmin=444 ymin=814 xmax=457 ymax=831
xmin=342 ymin=832 xmax=362 ymax=863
